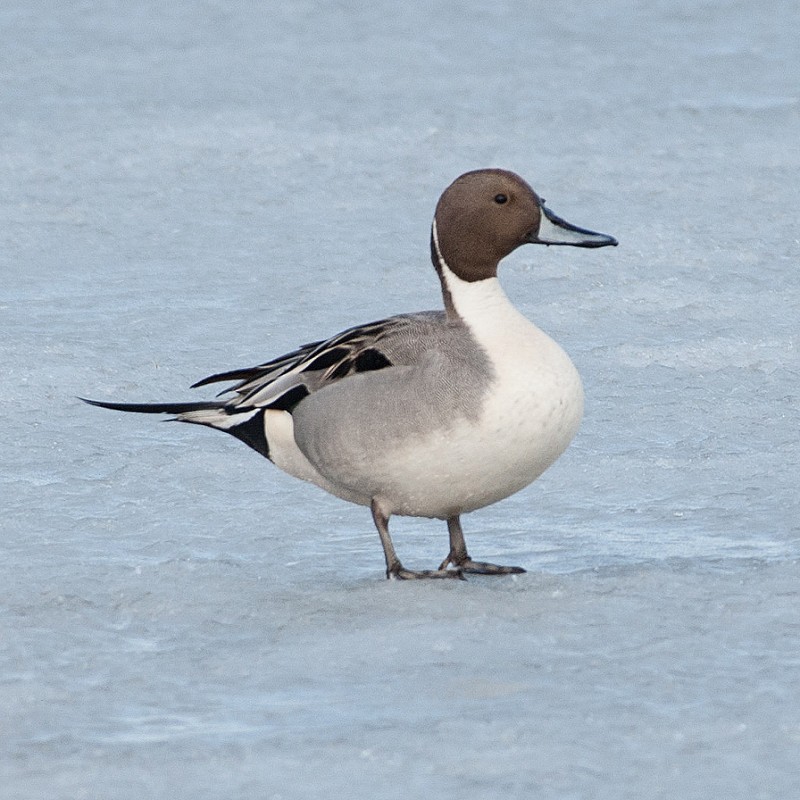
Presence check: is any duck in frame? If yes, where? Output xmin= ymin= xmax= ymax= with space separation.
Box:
xmin=84 ymin=168 xmax=617 ymax=580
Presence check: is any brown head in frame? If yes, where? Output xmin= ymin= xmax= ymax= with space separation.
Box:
xmin=431 ymin=168 xmax=617 ymax=285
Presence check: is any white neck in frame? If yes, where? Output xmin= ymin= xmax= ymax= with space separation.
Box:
xmin=431 ymin=219 xmax=528 ymax=331
xmin=444 ymin=268 xmax=517 ymax=322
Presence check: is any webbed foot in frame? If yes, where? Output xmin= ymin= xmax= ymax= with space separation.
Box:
xmin=387 ymin=565 xmax=466 ymax=581
xmin=438 ymin=555 xmax=525 ymax=575
xmin=439 ymin=517 xmax=526 ymax=576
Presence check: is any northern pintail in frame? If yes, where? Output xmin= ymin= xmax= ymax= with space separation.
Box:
xmin=85 ymin=169 xmax=617 ymax=580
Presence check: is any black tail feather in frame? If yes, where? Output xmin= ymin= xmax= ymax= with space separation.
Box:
xmin=224 ymin=410 xmax=270 ymax=458
xmin=81 ymin=397 xmax=271 ymax=460
xmin=80 ymin=397 xmax=224 ymax=415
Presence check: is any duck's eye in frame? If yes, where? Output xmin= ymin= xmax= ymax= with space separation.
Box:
xmin=494 ymin=193 xmax=508 ymax=205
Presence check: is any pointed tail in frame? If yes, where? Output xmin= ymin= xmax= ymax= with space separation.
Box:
xmin=80 ymin=397 xmax=271 ymax=459
xmin=80 ymin=397 xmax=223 ymax=415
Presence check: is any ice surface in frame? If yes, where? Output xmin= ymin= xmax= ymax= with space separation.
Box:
xmin=2 ymin=1 xmax=799 ymax=798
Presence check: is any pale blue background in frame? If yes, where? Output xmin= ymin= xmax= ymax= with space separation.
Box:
xmin=2 ymin=1 xmax=799 ymax=798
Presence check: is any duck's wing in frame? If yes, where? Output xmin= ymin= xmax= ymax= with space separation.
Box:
xmin=82 ymin=311 xmax=449 ymax=460
xmin=196 ymin=310 xmax=448 ymax=412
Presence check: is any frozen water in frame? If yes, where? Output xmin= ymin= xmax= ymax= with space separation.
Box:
xmin=2 ymin=1 xmax=799 ymax=798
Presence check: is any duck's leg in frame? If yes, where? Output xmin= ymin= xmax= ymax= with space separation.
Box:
xmin=438 ymin=516 xmax=526 ymax=575
xmin=370 ymin=500 xmax=464 ymax=580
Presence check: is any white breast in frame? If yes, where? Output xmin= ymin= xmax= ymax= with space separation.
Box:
xmin=434 ymin=268 xmax=583 ymax=508
xmin=367 ymin=268 xmax=583 ymax=519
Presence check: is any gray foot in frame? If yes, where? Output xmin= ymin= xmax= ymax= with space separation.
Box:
xmin=440 ymin=517 xmax=525 ymax=576
xmin=438 ymin=556 xmax=525 ymax=575
xmin=460 ymin=560 xmax=526 ymax=575
xmin=387 ymin=565 xmax=466 ymax=581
